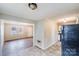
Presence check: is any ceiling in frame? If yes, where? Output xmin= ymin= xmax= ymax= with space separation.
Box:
xmin=0 ymin=3 xmax=79 ymax=21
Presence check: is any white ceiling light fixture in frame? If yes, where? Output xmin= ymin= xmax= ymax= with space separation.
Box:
xmin=28 ymin=3 xmax=37 ymax=10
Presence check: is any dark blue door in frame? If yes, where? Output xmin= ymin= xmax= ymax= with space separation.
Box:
xmin=61 ymin=24 xmax=79 ymax=56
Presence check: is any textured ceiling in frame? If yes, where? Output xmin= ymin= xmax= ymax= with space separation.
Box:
xmin=0 ymin=3 xmax=79 ymax=20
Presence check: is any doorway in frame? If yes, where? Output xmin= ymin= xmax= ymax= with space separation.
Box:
xmin=1 ymin=20 xmax=34 ymax=56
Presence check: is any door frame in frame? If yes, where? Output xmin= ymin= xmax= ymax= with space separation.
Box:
xmin=0 ymin=20 xmax=35 ymax=55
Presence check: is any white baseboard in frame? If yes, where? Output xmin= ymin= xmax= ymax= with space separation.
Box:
xmin=42 ymin=40 xmax=58 ymax=50
xmin=34 ymin=40 xmax=58 ymax=50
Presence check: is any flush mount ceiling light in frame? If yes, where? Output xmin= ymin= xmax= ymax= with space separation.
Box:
xmin=28 ymin=3 xmax=37 ymax=10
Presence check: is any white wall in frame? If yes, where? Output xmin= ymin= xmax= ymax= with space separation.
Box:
xmin=34 ymin=19 xmax=58 ymax=49
xmin=0 ymin=14 xmax=35 ymax=24
xmin=43 ymin=19 xmax=58 ymax=49
xmin=0 ymin=20 xmax=1 ymax=55
xmin=34 ymin=21 xmax=44 ymax=48
xmin=0 ymin=20 xmax=4 ymax=56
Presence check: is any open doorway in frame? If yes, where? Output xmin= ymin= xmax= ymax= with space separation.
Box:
xmin=1 ymin=20 xmax=34 ymax=56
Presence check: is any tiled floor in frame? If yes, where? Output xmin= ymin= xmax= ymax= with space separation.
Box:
xmin=3 ymin=38 xmax=61 ymax=56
